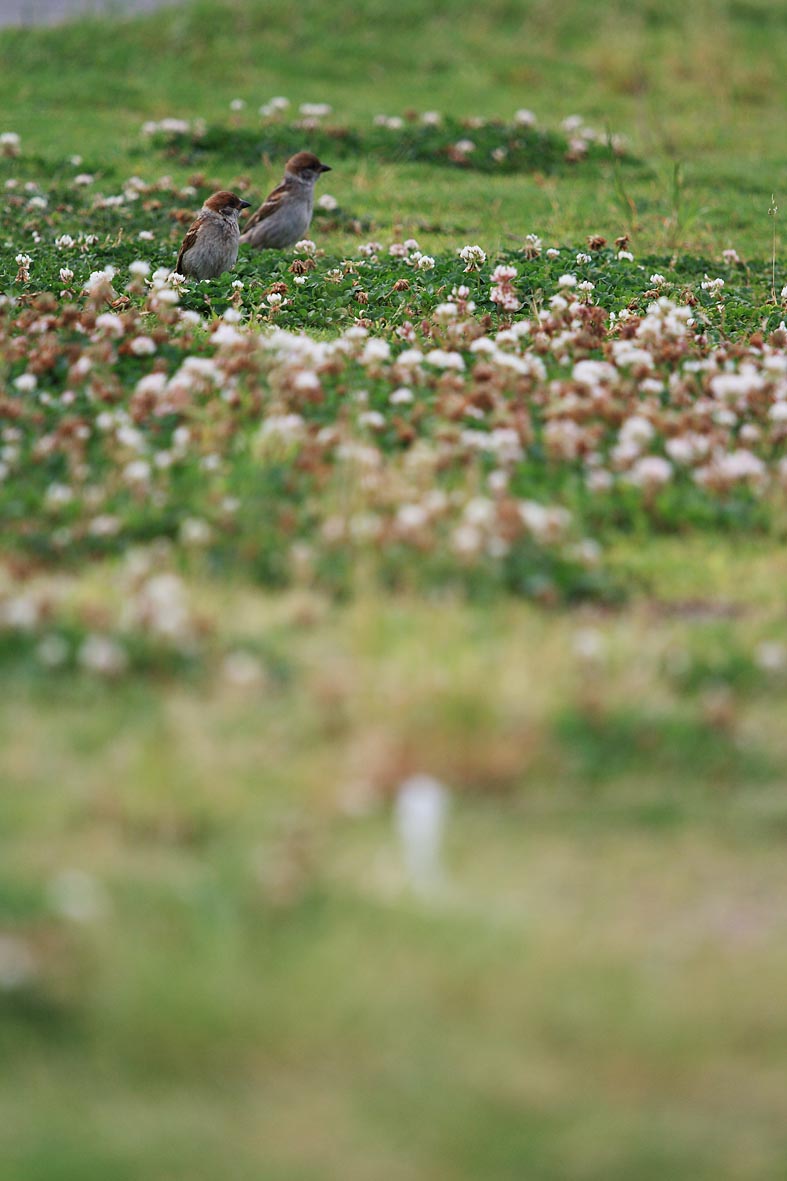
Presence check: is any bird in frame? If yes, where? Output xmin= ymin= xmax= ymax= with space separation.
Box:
xmin=175 ymin=190 xmax=251 ymax=279
xmin=239 ymin=151 xmax=331 ymax=250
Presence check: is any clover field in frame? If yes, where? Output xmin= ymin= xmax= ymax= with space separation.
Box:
xmin=2 ymin=1 xmax=787 ymax=1178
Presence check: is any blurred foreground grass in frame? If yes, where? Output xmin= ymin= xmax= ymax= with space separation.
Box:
xmin=2 ymin=0 xmax=787 ymax=1177
xmin=3 ymin=538 xmax=787 ymax=1178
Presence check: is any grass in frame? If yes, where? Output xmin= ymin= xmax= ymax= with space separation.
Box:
xmin=2 ymin=0 xmax=787 ymax=1177
xmin=1 ymin=0 xmax=786 ymax=254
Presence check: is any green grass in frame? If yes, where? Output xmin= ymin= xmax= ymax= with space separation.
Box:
xmin=2 ymin=1 xmax=787 ymax=1177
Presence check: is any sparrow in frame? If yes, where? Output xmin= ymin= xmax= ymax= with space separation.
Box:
xmin=175 ymin=190 xmax=251 ymax=279
xmin=239 ymin=151 xmax=331 ymax=250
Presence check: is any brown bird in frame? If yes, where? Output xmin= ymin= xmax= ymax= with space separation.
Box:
xmin=175 ymin=190 xmax=251 ymax=279
xmin=239 ymin=151 xmax=331 ymax=250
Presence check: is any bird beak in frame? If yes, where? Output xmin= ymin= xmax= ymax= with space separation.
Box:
xmin=239 ymin=200 xmax=251 ymax=209
xmin=320 ymin=164 xmax=332 ymax=173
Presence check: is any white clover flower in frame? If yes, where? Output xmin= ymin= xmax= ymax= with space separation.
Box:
xmin=513 ymin=109 xmax=537 ymax=127
xmin=2 ymin=594 xmax=39 ymax=630
xmin=73 ymin=173 xmax=94 ymax=186
xmin=123 ymin=460 xmax=152 ymax=485
xmin=134 ymin=572 xmax=193 ymax=640
xmin=55 ymin=234 xmax=76 ymax=249
xmin=395 ymin=504 xmax=429 ymax=533
xmin=425 ymin=348 xmax=465 ymax=371
xmin=138 ymin=230 xmax=155 ymax=241
xmin=45 ymin=482 xmax=74 ymax=509
xmin=458 ymin=244 xmax=486 ymax=270
xmin=452 ymin=524 xmax=482 ymax=556
xmin=83 ymin=266 xmax=116 ymax=296
xmin=421 ymin=110 xmax=442 ymax=125
xmin=358 ymin=410 xmax=385 ymax=430
xmin=586 ymin=469 xmax=614 ymax=493
xmin=617 ymin=250 xmax=634 ymax=261
xmin=130 ymin=259 xmax=151 ymax=277
xmin=130 ymin=336 xmax=156 ymax=356
xmin=546 ymin=247 xmax=560 ymax=259
xmin=453 ymin=139 xmax=476 ymax=153
xmin=700 ymin=275 xmax=725 ymax=292
xmin=117 ymin=423 xmax=144 ymax=450
xmin=413 ymin=253 xmax=435 ymax=271
xmin=695 ymin=449 xmax=767 ymax=488
xmin=619 ymin=415 xmax=655 ymax=448
xmin=36 ymin=634 xmax=69 ymax=668
xmin=722 ymin=248 xmax=741 ymax=265
xmin=575 ymin=252 xmax=592 ymax=265
xmin=299 ymin=102 xmax=332 ymax=118
xmin=360 ymin=338 xmax=391 ymax=364
xmin=88 ymin=514 xmax=121 ymax=537
xmin=13 ymin=373 xmax=37 ymax=393
xmin=259 ymin=96 xmax=290 ymax=117
xmin=230 ymin=98 xmax=246 ymax=111
xmin=624 ymin=456 xmax=673 ymax=489
xmin=572 ymin=359 xmax=617 ymax=386
xmin=294 ymin=239 xmax=317 ymax=255
xmin=650 ymin=273 xmax=667 ymax=286
xmin=15 ymin=253 xmax=31 ymax=268
xmin=518 ymin=500 xmax=571 ymax=543
xmin=257 ymin=413 xmax=305 ymax=445
xmin=95 ymin=312 xmax=125 ymax=338
xmin=755 ymin=642 xmax=787 ymax=673
xmin=291 ymin=370 xmax=320 ymax=393
xmin=158 ymin=117 xmax=191 ymax=134
xmin=317 ymin=193 xmax=338 ymax=211
xmin=0 ymin=131 xmax=21 ymax=157
xmin=390 ymin=386 xmax=414 ymax=405
xmin=433 ymin=302 xmax=458 ymax=323
xmin=78 ymin=634 xmax=128 ymax=677
xmin=557 ymin=273 xmax=577 ymax=288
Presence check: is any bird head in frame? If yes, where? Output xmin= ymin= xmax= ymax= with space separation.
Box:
xmin=204 ymin=190 xmax=252 ymax=218
xmin=285 ymin=152 xmax=332 ymax=184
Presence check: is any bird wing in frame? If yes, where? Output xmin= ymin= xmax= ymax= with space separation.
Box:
xmin=242 ymin=181 xmax=289 ymax=231
xmin=175 ymin=216 xmax=204 ymax=273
